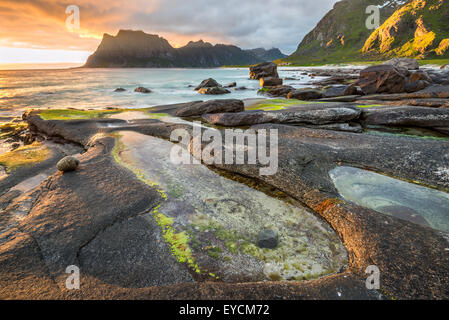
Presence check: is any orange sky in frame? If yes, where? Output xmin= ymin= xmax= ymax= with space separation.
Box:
xmin=0 ymin=0 xmax=336 ymax=65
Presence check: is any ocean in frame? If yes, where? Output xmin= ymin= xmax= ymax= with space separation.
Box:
xmin=0 ymin=67 xmax=318 ymax=119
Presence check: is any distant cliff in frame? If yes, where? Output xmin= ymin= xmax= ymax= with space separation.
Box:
xmin=84 ymin=30 xmax=285 ymax=68
xmin=245 ymin=48 xmax=287 ymax=61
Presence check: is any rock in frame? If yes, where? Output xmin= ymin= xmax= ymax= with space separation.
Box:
xmin=257 ymin=229 xmax=278 ymax=249
xmin=361 ymin=106 xmax=449 ymax=127
xmin=134 ymin=87 xmax=151 ymax=93
xmin=358 ymin=65 xmax=407 ymax=94
xmin=384 ymin=58 xmax=419 ymax=70
xmin=259 ymin=85 xmax=294 ymax=97
xmin=202 ymin=107 xmax=361 ymax=127
xmin=11 ymin=143 xmax=20 ymax=150
xmin=195 ymin=78 xmax=221 ymax=91
xmin=197 ymin=87 xmax=231 ymax=95
xmin=322 ymin=85 xmax=348 ymax=98
xmin=260 ymin=77 xmax=283 ymax=87
xmin=114 ymin=88 xmax=126 ymax=92
xmin=287 ymin=89 xmax=323 ymax=100
xmin=409 ymin=70 xmax=432 ymax=83
xmin=56 ymin=156 xmax=80 ymax=172
xmin=224 ymin=82 xmax=237 ymax=88
xmin=405 ymin=80 xmax=430 ymax=93
xmin=176 ymin=99 xmax=244 ymax=117
xmin=344 ymin=84 xmax=363 ymax=96
xmin=440 ymin=64 xmax=448 ymax=70
xmin=249 ymin=62 xmax=279 ymax=80
xmin=234 ymin=86 xmax=248 ymax=91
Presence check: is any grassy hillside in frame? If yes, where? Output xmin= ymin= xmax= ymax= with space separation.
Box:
xmin=282 ymin=0 xmax=449 ymax=65
xmin=362 ymin=0 xmax=449 ymax=59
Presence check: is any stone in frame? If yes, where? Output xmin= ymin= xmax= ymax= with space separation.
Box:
xmin=224 ymin=82 xmax=237 ymax=88
xmin=56 ymin=156 xmax=80 ymax=172
xmin=409 ymin=71 xmax=432 ymax=83
xmin=361 ymin=106 xmax=449 ymax=127
xmin=257 ymin=229 xmax=278 ymax=249
xmin=249 ymin=62 xmax=279 ymax=80
xmin=134 ymin=87 xmax=151 ymax=93
xmin=176 ymin=99 xmax=244 ymax=117
xmin=114 ymin=88 xmax=126 ymax=92
xmin=197 ymin=87 xmax=231 ymax=95
xmin=287 ymin=89 xmax=323 ymax=100
xmin=260 ymin=77 xmax=283 ymax=87
xmin=405 ymin=80 xmax=430 ymax=93
xmin=195 ymin=78 xmax=221 ymax=91
xmin=384 ymin=58 xmax=419 ymax=70
xmin=259 ymin=85 xmax=294 ymax=97
xmin=322 ymin=85 xmax=348 ymax=98
xmin=358 ymin=65 xmax=407 ymax=94
xmin=202 ymin=107 xmax=361 ymax=127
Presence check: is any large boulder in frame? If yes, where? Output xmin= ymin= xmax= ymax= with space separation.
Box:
xmin=260 ymin=77 xmax=283 ymax=87
xmin=287 ymin=89 xmax=323 ymax=100
xmin=249 ymin=62 xmax=279 ymax=80
xmin=358 ymin=65 xmax=407 ymax=94
xmin=409 ymin=70 xmax=432 ymax=83
xmin=175 ymin=99 xmax=244 ymax=117
xmin=194 ymin=78 xmax=221 ymax=91
xmin=197 ymin=87 xmax=231 ymax=95
xmin=202 ymin=107 xmax=361 ymax=127
xmin=384 ymin=58 xmax=419 ymax=70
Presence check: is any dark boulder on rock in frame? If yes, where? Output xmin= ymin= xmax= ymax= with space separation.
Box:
xmin=249 ymin=62 xmax=279 ymax=80
xmin=56 ymin=156 xmax=80 ymax=172
xmin=134 ymin=87 xmax=151 ymax=93
xmin=409 ymin=70 xmax=432 ymax=83
xmin=358 ymin=65 xmax=407 ymax=94
xmin=260 ymin=77 xmax=283 ymax=87
xmin=197 ymin=87 xmax=231 ymax=95
xmin=322 ymin=85 xmax=348 ymax=98
xmin=405 ymin=80 xmax=430 ymax=93
xmin=176 ymin=99 xmax=244 ymax=117
xmin=384 ymin=58 xmax=419 ymax=70
xmin=287 ymin=89 xmax=323 ymax=100
xmin=202 ymin=107 xmax=361 ymax=127
xmin=224 ymin=82 xmax=237 ymax=88
xmin=114 ymin=88 xmax=126 ymax=92
xmin=259 ymin=85 xmax=294 ymax=97
xmin=257 ymin=229 xmax=278 ymax=249
xmin=195 ymin=78 xmax=221 ymax=91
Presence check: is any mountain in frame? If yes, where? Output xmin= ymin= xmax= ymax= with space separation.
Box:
xmin=245 ymin=48 xmax=287 ymax=61
xmin=84 ymin=30 xmax=283 ymax=68
xmin=284 ymin=0 xmax=413 ymax=65
xmin=362 ymin=0 xmax=449 ymax=59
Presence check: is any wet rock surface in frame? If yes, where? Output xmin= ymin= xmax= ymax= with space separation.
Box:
xmin=249 ymin=62 xmax=279 ymax=80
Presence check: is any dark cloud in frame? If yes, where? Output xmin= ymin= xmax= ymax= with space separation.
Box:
xmin=0 ymin=0 xmax=338 ymax=54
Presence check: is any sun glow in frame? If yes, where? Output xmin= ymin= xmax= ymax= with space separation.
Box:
xmin=0 ymin=47 xmax=92 ymax=64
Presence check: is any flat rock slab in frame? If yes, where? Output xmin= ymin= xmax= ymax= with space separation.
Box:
xmin=361 ymin=106 xmax=449 ymax=127
xmin=17 ymin=136 xmax=192 ymax=288
xmin=202 ymin=107 xmax=361 ymax=127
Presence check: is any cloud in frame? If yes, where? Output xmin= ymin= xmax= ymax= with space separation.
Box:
xmin=0 ymin=0 xmax=337 ymax=55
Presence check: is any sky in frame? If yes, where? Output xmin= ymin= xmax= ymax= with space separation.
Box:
xmin=0 ymin=0 xmax=338 ymax=64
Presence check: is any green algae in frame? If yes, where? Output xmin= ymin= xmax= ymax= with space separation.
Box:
xmin=0 ymin=141 xmax=51 ymax=173
xmin=246 ymin=99 xmax=323 ymax=111
xmin=38 ymin=109 xmax=124 ymax=120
